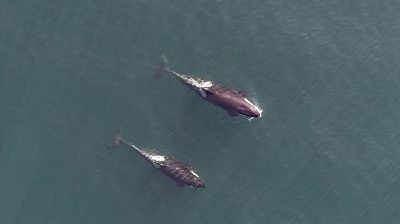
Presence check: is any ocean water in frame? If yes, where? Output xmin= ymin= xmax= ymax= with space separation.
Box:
xmin=1 ymin=0 xmax=400 ymax=223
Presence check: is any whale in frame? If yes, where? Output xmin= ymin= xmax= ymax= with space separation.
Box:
xmin=155 ymin=55 xmax=263 ymax=118
xmin=109 ymin=130 xmax=206 ymax=189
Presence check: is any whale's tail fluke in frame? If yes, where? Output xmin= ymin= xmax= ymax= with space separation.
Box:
xmin=154 ymin=55 xmax=171 ymax=79
xmin=107 ymin=127 xmax=126 ymax=149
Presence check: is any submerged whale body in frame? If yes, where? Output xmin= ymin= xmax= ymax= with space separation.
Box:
xmin=155 ymin=55 xmax=262 ymax=118
xmin=110 ymin=131 xmax=206 ymax=189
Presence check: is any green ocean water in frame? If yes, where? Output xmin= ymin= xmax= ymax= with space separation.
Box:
xmin=1 ymin=0 xmax=400 ymax=223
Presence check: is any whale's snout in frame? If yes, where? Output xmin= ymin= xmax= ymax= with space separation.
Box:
xmin=236 ymin=98 xmax=262 ymax=118
xmin=195 ymin=180 xmax=206 ymax=188
xmin=237 ymin=106 xmax=262 ymax=118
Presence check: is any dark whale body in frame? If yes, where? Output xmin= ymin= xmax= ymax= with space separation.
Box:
xmin=158 ymin=158 xmax=205 ymax=188
xmin=111 ymin=132 xmax=205 ymax=188
xmin=155 ymin=56 xmax=262 ymax=118
xmin=203 ymin=83 xmax=261 ymax=117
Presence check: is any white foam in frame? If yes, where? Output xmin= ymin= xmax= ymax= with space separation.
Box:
xmin=199 ymin=81 xmax=213 ymax=88
xmin=150 ymin=155 xmax=165 ymax=162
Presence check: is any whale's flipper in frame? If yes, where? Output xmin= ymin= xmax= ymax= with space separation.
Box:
xmin=199 ymin=88 xmax=207 ymax=98
xmin=154 ymin=55 xmax=171 ymax=79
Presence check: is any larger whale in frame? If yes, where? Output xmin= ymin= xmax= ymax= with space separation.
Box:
xmin=155 ymin=56 xmax=262 ymax=118
xmin=109 ymin=130 xmax=206 ymax=189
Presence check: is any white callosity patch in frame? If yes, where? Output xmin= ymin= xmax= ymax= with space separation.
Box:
xmin=244 ymin=98 xmax=263 ymax=117
xmin=150 ymin=155 xmax=165 ymax=162
xmin=138 ymin=148 xmax=166 ymax=163
xmin=199 ymin=81 xmax=212 ymax=88
xmin=178 ymin=75 xmax=213 ymax=88
xmin=179 ymin=75 xmax=213 ymax=98
xmin=174 ymin=72 xmax=213 ymax=92
xmin=185 ymin=76 xmax=213 ymax=89
xmin=243 ymin=97 xmax=255 ymax=106
xmin=194 ymin=80 xmax=212 ymax=98
xmin=190 ymin=170 xmax=200 ymax=178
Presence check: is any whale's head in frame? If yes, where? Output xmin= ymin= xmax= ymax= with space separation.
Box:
xmin=193 ymin=178 xmax=206 ymax=188
xmin=189 ymin=170 xmax=206 ymax=188
xmin=236 ymin=98 xmax=263 ymax=118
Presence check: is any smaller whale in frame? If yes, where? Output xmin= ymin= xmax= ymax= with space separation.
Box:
xmin=154 ymin=55 xmax=262 ymax=118
xmin=109 ymin=129 xmax=206 ymax=189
